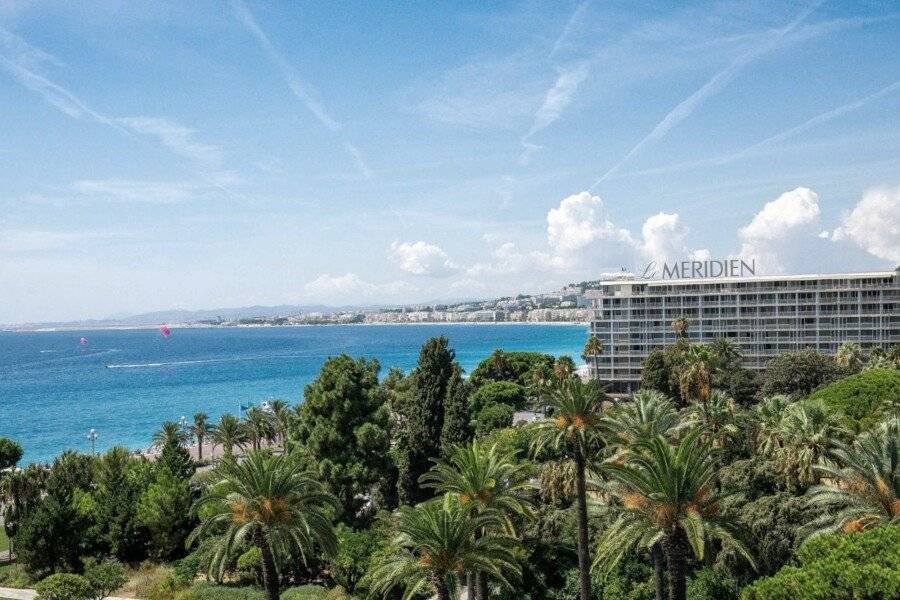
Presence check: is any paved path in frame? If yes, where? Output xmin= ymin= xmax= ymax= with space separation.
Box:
xmin=0 ymin=587 xmax=131 ymax=600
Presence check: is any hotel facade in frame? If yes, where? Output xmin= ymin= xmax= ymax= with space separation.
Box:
xmin=587 ymin=266 xmax=900 ymax=393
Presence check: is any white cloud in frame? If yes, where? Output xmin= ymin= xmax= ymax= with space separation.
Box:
xmin=831 ymin=186 xmax=900 ymax=262
xmin=72 ymin=179 xmax=207 ymax=203
xmin=114 ymin=117 xmax=222 ymax=163
xmin=546 ymin=191 xmax=634 ymax=254
xmin=637 ymin=212 xmax=688 ymax=264
xmin=302 ymin=273 xmax=411 ymax=304
xmin=737 ymin=186 xmax=822 ymax=273
xmin=388 ymin=241 xmax=458 ymax=277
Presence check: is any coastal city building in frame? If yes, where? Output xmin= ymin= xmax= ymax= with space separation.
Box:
xmin=587 ymin=267 xmax=900 ymax=393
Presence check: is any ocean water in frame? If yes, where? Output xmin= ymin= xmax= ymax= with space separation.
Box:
xmin=0 ymin=324 xmax=587 ymax=464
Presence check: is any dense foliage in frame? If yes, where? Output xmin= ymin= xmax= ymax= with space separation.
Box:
xmin=3 ymin=336 xmax=899 ymax=600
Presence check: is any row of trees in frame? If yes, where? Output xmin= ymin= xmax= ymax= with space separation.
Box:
xmin=2 ymin=333 xmax=899 ymax=600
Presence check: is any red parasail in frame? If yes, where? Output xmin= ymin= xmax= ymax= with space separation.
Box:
xmin=159 ymin=324 xmax=172 ymax=338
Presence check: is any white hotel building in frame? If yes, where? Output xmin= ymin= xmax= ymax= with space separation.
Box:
xmin=587 ymin=267 xmax=900 ymax=393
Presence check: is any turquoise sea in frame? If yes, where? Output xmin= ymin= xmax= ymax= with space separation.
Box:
xmin=0 ymin=324 xmax=587 ymax=464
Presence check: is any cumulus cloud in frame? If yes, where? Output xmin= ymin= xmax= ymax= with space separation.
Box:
xmin=831 ymin=186 xmax=900 ymax=262
xmin=546 ymin=191 xmax=634 ymax=254
xmin=737 ymin=187 xmax=821 ymax=273
xmin=388 ymin=241 xmax=458 ymax=277
xmin=637 ymin=212 xmax=689 ymax=264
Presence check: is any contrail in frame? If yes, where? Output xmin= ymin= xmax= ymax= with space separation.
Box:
xmin=590 ymin=1 xmax=823 ymax=189
xmin=229 ymin=0 xmax=372 ymax=178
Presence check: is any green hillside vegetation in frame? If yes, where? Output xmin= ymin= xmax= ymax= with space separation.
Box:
xmin=809 ymin=368 xmax=900 ymax=430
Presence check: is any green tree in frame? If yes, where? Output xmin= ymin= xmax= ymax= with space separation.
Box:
xmin=84 ymin=560 xmax=127 ymax=600
xmin=396 ymin=337 xmax=456 ymax=504
xmin=153 ymin=420 xmax=189 ymax=449
xmin=469 ymin=382 xmax=527 ymax=415
xmin=190 ymin=413 xmax=215 ymax=462
xmin=368 ymin=495 xmax=521 ymax=600
xmin=670 ymin=317 xmax=689 ymax=340
xmin=1 ymin=463 xmax=45 ymax=556
xmin=421 ymin=441 xmax=534 ymax=599
xmin=553 ymin=356 xmax=577 ymax=381
xmin=677 ymin=345 xmax=714 ymax=406
xmin=212 ymin=413 xmax=248 ymax=459
xmin=804 ymin=417 xmax=899 ymax=537
xmin=531 ymin=378 xmax=608 ymax=600
xmin=640 ymin=349 xmax=673 ymax=398
xmin=594 ymin=432 xmax=755 ymax=600
xmin=0 ymin=437 xmax=23 ymax=470
xmin=158 ymin=429 xmax=196 ymax=481
xmin=136 ymin=467 xmax=195 ymax=560
xmin=441 ymin=364 xmax=474 ymax=457
xmin=90 ymin=447 xmax=154 ymax=560
xmin=741 ymin=526 xmax=900 ymax=600
xmin=330 ymin=524 xmax=380 ymax=595
xmin=188 ymin=451 xmax=338 ymax=600
xmin=758 ymin=349 xmax=841 ymax=399
xmin=268 ymin=400 xmax=293 ymax=445
xmin=291 ymin=354 xmax=394 ymax=522
xmin=475 ymin=404 xmax=515 ymax=438
xmin=603 ymin=389 xmax=680 ymax=447
xmin=470 ymin=351 xmax=555 ymax=388
xmin=682 ymin=389 xmax=741 ymax=450
xmin=582 ymin=336 xmax=603 ymax=361
xmin=16 ymin=495 xmax=88 ymax=577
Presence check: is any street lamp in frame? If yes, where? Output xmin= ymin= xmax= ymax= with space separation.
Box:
xmin=87 ymin=428 xmax=98 ymax=456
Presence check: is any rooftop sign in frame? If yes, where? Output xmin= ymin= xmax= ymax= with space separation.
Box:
xmin=640 ymin=258 xmax=756 ymax=280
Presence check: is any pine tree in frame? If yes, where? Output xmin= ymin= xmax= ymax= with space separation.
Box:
xmin=396 ymin=337 xmax=455 ymax=504
xmin=440 ymin=364 xmax=472 ymax=458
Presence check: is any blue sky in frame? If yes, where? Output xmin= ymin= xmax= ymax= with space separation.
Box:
xmin=1 ymin=0 xmax=898 ymax=323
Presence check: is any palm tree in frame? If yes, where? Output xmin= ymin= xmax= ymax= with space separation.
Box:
xmin=670 ymin=317 xmax=689 ymax=340
xmin=682 ymin=390 xmax=740 ymax=449
xmin=190 ymin=413 xmax=216 ymax=462
xmin=582 ymin=336 xmax=603 ymax=360
xmin=368 ymin=495 xmax=521 ymax=600
xmin=531 ymin=378 xmax=608 ymax=600
xmin=268 ymin=400 xmax=292 ymax=445
xmin=804 ymin=417 xmax=899 ymax=537
xmin=749 ymin=395 xmax=792 ymax=455
xmin=709 ymin=337 xmax=741 ymax=367
xmin=677 ymin=345 xmax=714 ymax=406
xmin=835 ymin=341 xmax=864 ymax=372
xmin=603 ymin=389 xmax=680 ymax=447
xmin=187 ymin=451 xmax=338 ymax=600
xmin=594 ymin=431 xmax=755 ymax=600
xmin=211 ymin=414 xmax=248 ymax=460
xmin=553 ymin=356 xmax=577 ymax=381
xmin=152 ymin=420 xmax=189 ymax=450
xmin=420 ymin=442 xmax=534 ymax=598
xmin=244 ymin=407 xmax=275 ymax=451
xmin=769 ymin=401 xmax=848 ymax=489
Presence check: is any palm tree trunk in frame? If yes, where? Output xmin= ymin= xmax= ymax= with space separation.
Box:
xmin=573 ymin=449 xmax=592 ymax=600
xmin=662 ymin=529 xmax=687 ymax=600
xmin=431 ymin=573 xmax=450 ymax=600
xmin=197 ymin=434 xmax=203 ymax=461
xmin=651 ymin=542 xmax=665 ymax=600
xmin=466 ymin=572 xmax=475 ymax=600
xmin=477 ymin=571 xmax=488 ymax=599
xmin=256 ymin=530 xmax=280 ymax=600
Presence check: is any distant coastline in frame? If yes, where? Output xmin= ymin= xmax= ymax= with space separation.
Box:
xmin=8 ymin=320 xmax=589 ymax=333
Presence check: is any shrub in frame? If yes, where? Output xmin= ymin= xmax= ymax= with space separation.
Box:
xmin=35 ymin=573 xmax=93 ymax=600
xmin=687 ymin=567 xmax=739 ymax=599
xmin=475 ymin=403 xmax=515 ymax=437
xmin=0 ymin=563 xmax=33 ymax=588
xmin=181 ymin=582 xmax=264 ymax=600
xmin=741 ymin=525 xmax=900 ymax=599
xmin=84 ymin=560 xmax=127 ymax=599
xmin=280 ymin=585 xmax=329 ymax=600
xmin=808 ymin=368 xmax=900 ymax=431
xmin=123 ymin=564 xmax=181 ymax=600
xmin=235 ymin=546 xmax=262 ymax=586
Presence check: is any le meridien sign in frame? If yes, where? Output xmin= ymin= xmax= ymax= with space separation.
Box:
xmin=640 ymin=258 xmax=756 ymax=280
